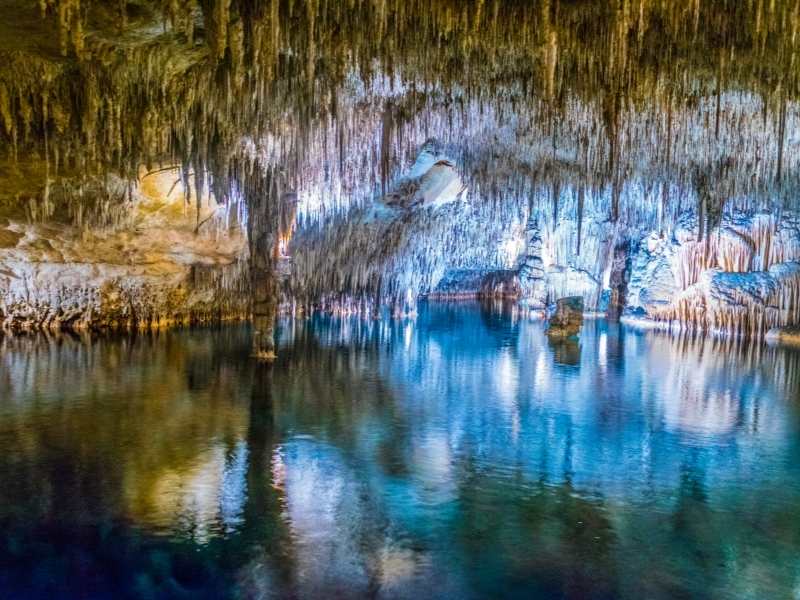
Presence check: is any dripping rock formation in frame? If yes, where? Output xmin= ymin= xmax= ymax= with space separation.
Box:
xmin=0 ymin=0 xmax=799 ymax=345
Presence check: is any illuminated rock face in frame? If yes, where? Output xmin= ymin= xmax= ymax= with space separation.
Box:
xmin=383 ymin=141 xmax=466 ymax=210
xmin=284 ymin=142 xmax=800 ymax=342
xmin=2 ymin=134 xmax=799 ymax=340
xmin=285 ymin=141 xmax=800 ymax=340
xmin=0 ymin=171 xmax=247 ymax=331
xmin=626 ymin=212 xmax=800 ymax=338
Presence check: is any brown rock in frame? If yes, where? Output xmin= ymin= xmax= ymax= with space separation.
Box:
xmin=546 ymin=296 xmax=584 ymax=338
xmin=766 ymin=326 xmax=800 ymax=347
xmin=0 ymin=228 xmax=22 ymax=248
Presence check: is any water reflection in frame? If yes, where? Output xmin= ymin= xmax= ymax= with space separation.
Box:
xmin=1 ymin=305 xmax=800 ymax=599
xmin=549 ymin=337 xmax=581 ymax=366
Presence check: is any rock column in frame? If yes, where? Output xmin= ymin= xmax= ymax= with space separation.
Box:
xmin=250 ymin=229 xmax=278 ymax=360
xmin=518 ymin=219 xmax=548 ymax=308
xmin=607 ymin=239 xmax=631 ymax=321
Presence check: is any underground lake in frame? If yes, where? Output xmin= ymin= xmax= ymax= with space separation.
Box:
xmin=2 ymin=303 xmax=800 ymax=599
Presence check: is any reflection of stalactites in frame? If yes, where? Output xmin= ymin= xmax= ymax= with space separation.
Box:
xmin=220 ymin=441 xmax=249 ymax=533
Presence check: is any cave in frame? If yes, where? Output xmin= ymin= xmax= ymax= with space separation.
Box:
xmin=1 ymin=1 xmax=800 ymax=598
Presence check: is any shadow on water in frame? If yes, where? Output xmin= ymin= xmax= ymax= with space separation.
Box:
xmin=2 ymin=304 xmax=800 ymax=598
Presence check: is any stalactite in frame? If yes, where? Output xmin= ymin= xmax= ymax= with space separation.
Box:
xmin=10 ymin=0 xmax=796 ymax=215
xmin=380 ymin=103 xmax=394 ymax=197
xmin=552 ymin=179 xmax=560 ymax=225
xmin=777 ymin=93 xmax=788 ymax=182
xmin=715 ymin=50 xmax=724 ymax=140
xmin=576 ymin=185 xmax=584 ymax=256
xmin=0 ymin=0 xmax=798 ymax=330
xmin=649 ymin=262 xmax=800 ymax=339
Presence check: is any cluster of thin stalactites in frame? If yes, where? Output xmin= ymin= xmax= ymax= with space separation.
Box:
xmin=647 ymin=214 xmax=800 ymax=338
xmin=1 ymin=0 xmax=797 ymax=224
xmin=0 ymin=0 xmax=799 ymax=336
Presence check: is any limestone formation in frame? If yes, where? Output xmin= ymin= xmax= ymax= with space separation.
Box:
xmin=766 ymin=327 xmax=800 ymax=346
xmin=625 ymin=212 xmax=800 ymax=339
xmin=0 ymin=169 xmax=247 ymax=331
xmin=517 ymin=223 xmax=548 ymax=309
xmin=1 ymin=1 xmax=800 ymax=344
xmin=478 ymin=271 xmax=522 ymax=300
xmin=546 ymin=297 xmax=584 ymax=339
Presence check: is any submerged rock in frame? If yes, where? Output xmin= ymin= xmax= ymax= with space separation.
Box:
xmin=545 ymin=296 xmax=584 ymax=338
xmin=549 ymin=337 xmax=581 ymax=366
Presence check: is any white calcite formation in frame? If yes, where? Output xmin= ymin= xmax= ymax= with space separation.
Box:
xmin=626 ymin=212 xmax=800 ymax=338
xmin=382 ymin=141 xmax=467 ymax=210
xmin=284 ymin=134 xmax=800 ymax=344
xmin=286 ymin=141 xmax=527 ymax=315
xmin=285 ymin=138 xmax=800 ymax=342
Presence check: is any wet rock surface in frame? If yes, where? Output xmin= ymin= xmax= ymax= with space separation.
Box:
xmin=546 ymin=296 xmax=584 ymax=338
xmin=767 ymin=326 xmax=800 ymax=346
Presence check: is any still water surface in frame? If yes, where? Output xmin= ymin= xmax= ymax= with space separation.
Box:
xmin=1 ymin=303 xmax=800 ymax=599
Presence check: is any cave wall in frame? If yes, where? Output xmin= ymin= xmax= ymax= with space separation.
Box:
xmin=0 ymin=169 xmax=248 ymax=330
xmin=627 ymin=211 xmax=800 ymax=337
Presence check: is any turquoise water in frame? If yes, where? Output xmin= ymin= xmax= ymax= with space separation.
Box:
xmin=1 ymin=302 xmax=800 ymax=599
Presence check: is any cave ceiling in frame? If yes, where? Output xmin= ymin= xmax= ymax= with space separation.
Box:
xmin=0 ymin=0 xmax=798 ymax=229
